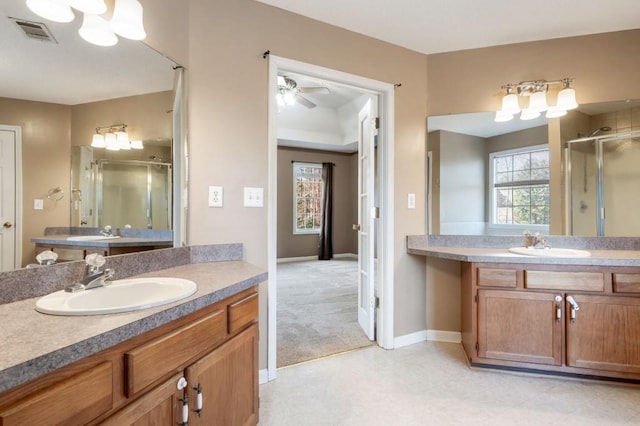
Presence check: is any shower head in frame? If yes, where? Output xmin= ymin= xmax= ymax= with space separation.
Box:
xmin=589 ymin=126 xmax=612 ymax=137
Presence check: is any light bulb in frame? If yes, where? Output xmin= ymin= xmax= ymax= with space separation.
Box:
xmin=79 ymin=13 xmax=118 ymax=47
xmin=501 ymin=93 xmax=521 ymax=115
xmin=26 ymin=0 xmax=75 ymax=23
xmin=68 ymin=0 xmax=106 ymax=14
xmin=283 ymin=91 xmax=295 ymax=106
xmin=494 ymin=110 xmax=514 ymax=123
xmin=116 ymin=131 xmax=131 ymax=149
xmin=520 ymin=108 xmax=541 ymax=120
xmin=556 ymin=87 xmax=578 ymax=111
xmin=528 ymin=91 xmax=548 ymax=112
xmin=91 ymin=133 xmax=106 ymax=148
xmin=105 ymin=133 xmax=119 ymax=150
xmin=110 ymin=0 xmax=146 ymax=40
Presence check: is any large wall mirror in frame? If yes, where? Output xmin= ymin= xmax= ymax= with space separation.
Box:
xmin=428 ymin=99 xmax=640 ymax=237
xmin=0 ymin=1 xmax=182 ymax=270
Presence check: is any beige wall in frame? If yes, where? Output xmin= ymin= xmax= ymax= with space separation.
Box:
xmin=181 ymin=0 xmax=428 ymax=368
xmin=0 ymin=98 xmax=71 ymax=267
xmin=424 ymin=29 xmax=640 ymax=335
xmin=277 ymin=147 xmax=357 ymax=259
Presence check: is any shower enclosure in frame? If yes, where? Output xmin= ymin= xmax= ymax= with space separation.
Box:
xmin=96 ymin=159 xmax=172 ymax=229
xmin=566 ymin=130 xmax=640 ymax=236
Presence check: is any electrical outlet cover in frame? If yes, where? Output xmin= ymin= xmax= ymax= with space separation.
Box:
xmin=208 ymin=186 xmax=223 ymax=207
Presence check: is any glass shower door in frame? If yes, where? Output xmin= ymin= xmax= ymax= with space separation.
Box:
xmin=568 ymin=140 xmax=598 ymax=236
xmin=602 ymin=137 xmax=640 ymax=236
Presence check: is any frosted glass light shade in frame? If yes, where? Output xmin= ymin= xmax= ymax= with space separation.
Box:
xmin=556 ymin=87 xmax=578 ymax=110
xmin=501 ymin=93 xmax=521 ymax=115
xmin=528 ymin=91 xmax=548 ymax=112
xmin=116 ymin=131 xmax=131 ymax=149
xmin=91 ymin=133 xmax=106 ymax=148
xmin=110 ymin=0 xmax=146 ymax=40
xmin=494 ymin=110 xmax=514 ymax=123
xmin=520 ymin=108 xmax=541 ymax=120
xmin=105 ymin=133 xmax=119 ymax=150
xmin=546 ymin=107 xmax=567 ymax=118
xmin=26 ymin=0 xmax=75 ymax=23
xmin=79 ymin=13 xmax=118 ymax=47
xmin=130 ymin=140 xmax=144 ymax=149
xmin=68 ymin=0 xmax=106 ymax=14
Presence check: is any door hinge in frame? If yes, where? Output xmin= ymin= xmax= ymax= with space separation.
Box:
xmin=374 ymin=296 xmax=380 ymax=309
xmin=475 ymin=342 xmax=479 ymax=351
xmin=371 ymin=206 xmax=379 ymax=218
xmin=474 ymin=294 xmax=478 ymax=303
xmin=374 ymin=117 xmax=380 ymax=129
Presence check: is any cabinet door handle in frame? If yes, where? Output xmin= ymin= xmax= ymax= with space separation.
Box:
xmin=193 ymin=383 xmax=203 ymax=416
xmin=179 ymin=393 xmax=189 ymax=425
xmin=566 ymin=295 xmax=580 ymax=321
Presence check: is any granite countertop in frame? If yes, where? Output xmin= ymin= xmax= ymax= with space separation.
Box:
xmin=0 ymin=260 xmax=266 ymax=393
xmin=32 ymin=235 xmax=173 ymax=248
xmin=407 ymin=235 xmax=640 ymax=267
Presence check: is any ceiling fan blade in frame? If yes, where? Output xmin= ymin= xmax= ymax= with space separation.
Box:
xmin=295 ymin=94 xmax=316 ymax=109
xmin=298 ymin=86 xmax=330 ymax=95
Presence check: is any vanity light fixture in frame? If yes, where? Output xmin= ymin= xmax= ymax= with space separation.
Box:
xmin=91 ymin=124 xmax=142 ymax=151
xmin=495 ymin=78 xmax=578 ymax=122
xmin=25 ymin=0 xmax=146 ymax=47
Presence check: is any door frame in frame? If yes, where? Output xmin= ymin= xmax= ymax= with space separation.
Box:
xmin=0 ymin=125 xmax=22 ymax=270
xmin=267 ymin=55 xmax=395 ymax=381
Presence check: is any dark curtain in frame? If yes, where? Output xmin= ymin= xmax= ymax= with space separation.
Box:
xmin=318 ymin=162 xmax=334 ymax=260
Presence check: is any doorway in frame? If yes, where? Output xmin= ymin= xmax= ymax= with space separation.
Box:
xmin=267 ymin=56 xmax=395 ymax=381
xmin=0 ymin=125 xmax=21 ymax=271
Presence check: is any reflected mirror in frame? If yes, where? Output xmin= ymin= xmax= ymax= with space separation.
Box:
xmin=427 ymin=100 xmax=640 ymax=236
xmin=0 ymin=0 xmax=180 ymax=269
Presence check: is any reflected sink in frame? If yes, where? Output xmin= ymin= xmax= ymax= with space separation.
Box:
xmin=508 ymin=247 xmax=591 ymax=258
xmin=66 ymin=235 xmax=121 ymax=241
xmin=35 ymin=277 xmax=197 ymax=316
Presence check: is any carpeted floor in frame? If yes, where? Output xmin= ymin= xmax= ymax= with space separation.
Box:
xmin=276 ymin=258 xmax=373 ymax=367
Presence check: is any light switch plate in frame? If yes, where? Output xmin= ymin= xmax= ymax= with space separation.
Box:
xmin=244 ymin=187 xmax=264 ymax=207
xmin=408 ymin=193 xmax=416 ymax=209
xmin=34 ymin=199 xmax=44 ymax=210
xmin=208 ymin=186 xmax=223 ymax=207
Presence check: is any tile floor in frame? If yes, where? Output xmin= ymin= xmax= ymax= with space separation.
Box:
xmin=259 ymin=341 xmax=640 ymax=425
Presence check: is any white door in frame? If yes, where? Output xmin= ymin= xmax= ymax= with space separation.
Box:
xmin=0 ymin=126 xmax=19 ymax=271
xmin=357 ymin=97 xmax=376 ymax=340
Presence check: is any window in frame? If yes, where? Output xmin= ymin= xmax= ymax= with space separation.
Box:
xmin=490 ymin=145 xmax=549 ymax=227
xmin=293 ymin=162 xmax=323 ymax=234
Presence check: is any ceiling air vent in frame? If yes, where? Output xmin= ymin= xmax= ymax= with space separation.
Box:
xmin=10 ymin=17 xmax=58 ymax=43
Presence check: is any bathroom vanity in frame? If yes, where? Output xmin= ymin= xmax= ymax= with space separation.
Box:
xmin=0 ymin=245 xmax=265 ymax=425
xmin=408 ymin=236 xmax=640 ymax=382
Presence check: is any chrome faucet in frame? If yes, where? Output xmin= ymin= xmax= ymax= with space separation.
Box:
xmin=65 ymin=254 xmax=115 ymax=292
xmin=523 ymin=231 xmax=548 ymax=249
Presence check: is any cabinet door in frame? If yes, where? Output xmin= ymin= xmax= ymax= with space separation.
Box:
xmin=478 ymin=290 xmax=562 ymax=365
xmin=566 ymin=294 xmax=640 ymax=374
xmin=101 ymin=373 xmax=184 ymax=426
xmin=185 ymin=324 xmax=258 ymax=426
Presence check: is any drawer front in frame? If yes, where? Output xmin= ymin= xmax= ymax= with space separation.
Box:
xmin=228 ymin=292 xmax=259 ymax=334
xmin=525 ymin=270 xmax=604 ymax=291
xmin=477 ymin=268 xmax=517 ymax=288
xmin=0 ymin=362 xmax=113 ymax=426
xmin=125 ymin=309 xmax=226 ymax=397
xmin=613 ymin=273 xmax=640 ymax=294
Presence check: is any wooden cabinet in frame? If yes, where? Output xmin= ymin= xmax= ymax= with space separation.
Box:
xmin=462 ymin=263 xmax=640 ymax=381
xmin=0 ymin=286 xmax=259 ymax=426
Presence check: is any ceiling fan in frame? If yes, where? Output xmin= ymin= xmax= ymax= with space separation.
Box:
xmin=277 ymin=75 xmax=330 ymax=109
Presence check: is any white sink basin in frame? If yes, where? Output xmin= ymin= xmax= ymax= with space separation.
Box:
xmin=66 ymin=235 xmax=121 ymax=241
xmin=508 ymin=247 xmax=591 ymax=258
xmin=35 ymin=277 xmax=197 ymax=316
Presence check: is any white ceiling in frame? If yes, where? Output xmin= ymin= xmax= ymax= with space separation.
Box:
xmin=255 ymin=0 xmax=640 ymax=55
xmin=0 ymin=0 xmax=176 ymax=105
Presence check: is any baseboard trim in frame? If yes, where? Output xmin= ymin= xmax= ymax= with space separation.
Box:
xmin=427 ymin=329 xmax=462 ymax=343
xmin=277 ymin=253 xmax=357 ymax=263
xmin=259 ymin=368 xmax=270 ymax=384
xmin=393 ymin=329 xmax=462 ymax=348
xmin=393 ymin=330 xmax=428 ymax=348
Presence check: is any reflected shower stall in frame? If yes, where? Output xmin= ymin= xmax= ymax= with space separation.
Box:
xmin=566 ymin=129 xmax=640 ymax=236
xmin=96 ymin=160 xmax=172 ymax=229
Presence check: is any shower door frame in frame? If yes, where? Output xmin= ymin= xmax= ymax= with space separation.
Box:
xmin=95 ymin=159 xmax=173 ymax=229
xmin=566 ymin=129 xmax=640 ymax=236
